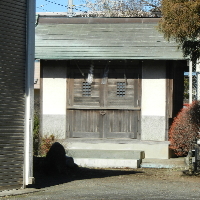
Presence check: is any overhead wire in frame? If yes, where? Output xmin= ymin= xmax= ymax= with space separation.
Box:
xmin=36 ymin=0 xmax=90 ymax=13
xmin=36 ymin=0 xmax=156 ymax=16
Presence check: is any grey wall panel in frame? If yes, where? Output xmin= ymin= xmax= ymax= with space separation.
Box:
xmin=0 ymin=0 xmax=27 ymax=191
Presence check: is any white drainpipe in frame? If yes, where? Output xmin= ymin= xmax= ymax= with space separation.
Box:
xmin=189 ymin=60 xmax=193 ymax=104
xmin=24 ymin=0 xmax=35 ymax=187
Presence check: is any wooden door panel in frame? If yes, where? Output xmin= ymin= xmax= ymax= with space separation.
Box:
xmin=105 ymin=110 xmax=139 ymax=139
xmin=106 ymin=78 xmax=140 ymax=108
xmin=67 ymin=61 xmax=141 ymax=139
xmin=67 ymin=110 xmax=101 ymax=138
xmin=72 ymin=79 xmax=101 ymax=107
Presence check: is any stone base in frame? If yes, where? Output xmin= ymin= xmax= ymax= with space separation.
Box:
xmin=58 ymin=139 xmax=170 ymax=168
xmin=141 ymin=158 xmax=187 ymax=169
xmin=66 ymin=148 xmax=144 ymax=168
xmin=74 ymin=158 xmax=140 ymax=168
xmin=63 ymin=139 xmax=169 ymax=159
xmin=28 ymin=177 xmax=35 ymax=185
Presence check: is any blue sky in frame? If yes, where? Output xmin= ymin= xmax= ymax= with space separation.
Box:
xmin=36 ymin=0 xmax=89 ymax=13
xmin=36 ymin=0 xmax=154 ymax=13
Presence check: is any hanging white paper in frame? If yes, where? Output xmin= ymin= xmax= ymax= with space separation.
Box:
xmin=102 ymin=65 xmax=109 ymax=84
xmin=87 ymin=64 xmax=94 ymax=84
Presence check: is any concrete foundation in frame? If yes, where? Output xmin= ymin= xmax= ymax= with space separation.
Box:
xmin=141 ymin=116 xmax=166 ymax=141
xmin=42 ymin=114 xmax=66 ymax=139
xmin=64 ymin=140 xmax=169 ymax=160
xmin=67 ymin=149 xmax=144 ymax=168
xmin=73 ymin=158 xmax=140 ymax=168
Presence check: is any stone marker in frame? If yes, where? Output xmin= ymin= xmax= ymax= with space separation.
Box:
xmin=45 ymin=142 xmax=67 ymax=174
xmin=44 ymin=142 xmax=78 ymax=174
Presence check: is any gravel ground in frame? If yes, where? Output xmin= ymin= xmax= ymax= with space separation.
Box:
xmin=1 ymin=167 xmax=200 ymax=200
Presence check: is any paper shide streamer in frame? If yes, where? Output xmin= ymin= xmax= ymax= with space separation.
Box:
xmin=102 ymin=63 xmax=110 ymax=84
xmin=87 ymin=64 xmax=94 ymax=84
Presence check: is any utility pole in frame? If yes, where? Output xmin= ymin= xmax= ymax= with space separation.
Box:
xmin=68 ymin=0 xmax=73 ymax=17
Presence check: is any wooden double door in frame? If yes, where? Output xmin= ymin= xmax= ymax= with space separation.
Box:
xmin=67 ymin=61 xmax=141 ymax=139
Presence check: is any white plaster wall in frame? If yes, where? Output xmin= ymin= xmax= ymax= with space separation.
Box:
xmin=141 ymin=61 xmax=167 ymax=141
xmin=142 ymin=61 xmax=166 ymax=116
xmin=42 ymin=65 xmax=67 ymax=139
xmin=43 ymin=77 xmax=66 ymax=115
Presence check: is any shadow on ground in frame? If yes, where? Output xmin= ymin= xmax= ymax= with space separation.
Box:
xmin=27 ymin=159 xmax=143 ymax=189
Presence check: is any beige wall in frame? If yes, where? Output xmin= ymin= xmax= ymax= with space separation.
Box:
xmin=34 ymin=60 xmax=40 ymax=89
xmin=141 ymin=61 xmax=167 ymax=141
xmin=41 ymin=62 xmax=67 ymax=139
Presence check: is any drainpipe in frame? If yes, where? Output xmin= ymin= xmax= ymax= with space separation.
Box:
xmin=24 ymin=0 xmax=35 ymax=187
xmin=189 ymin=60 xmax=193 ymax=104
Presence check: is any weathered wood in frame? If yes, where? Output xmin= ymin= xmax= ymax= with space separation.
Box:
xmin=66 ymin=110 xmax=70 ymax=138
xmin=67 ymin=106 xmax=141 ymax=110
xmin=66 ymin=61 xmax=141 ymax=139
xmin=67 ymin=109 xmax=101 ymax=138
xmin=71 ymin=132 xmax=100 ymax=138
xmin=107 ymin=132 xmax=133 ymax=139
xmin=105 ymin=110 xmax=138 ymax=139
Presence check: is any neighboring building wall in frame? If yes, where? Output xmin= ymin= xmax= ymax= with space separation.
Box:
xmin=141 ymin=60 xmax=167 ymax=141
xmin=34 ymin=60 xmax=40 ymax=89
xmin=41 ymin=60 xmax=67 ymax=139
xmin=0 ymin=0 xmax=34 ymax=191
xmin=34 ymin=89 xmax=40 ymax=114
xmin=34 ymin=60 xmax=40 ymax=114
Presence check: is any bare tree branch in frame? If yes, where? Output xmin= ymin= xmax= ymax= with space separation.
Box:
xmin=83 ymin=0 xmax=161 ymax=17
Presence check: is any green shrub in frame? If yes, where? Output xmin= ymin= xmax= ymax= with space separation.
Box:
xmin=169 ymin=101 xmax=200 ymax=156
xmin=33 ymin=112 xmax=56 ymax=157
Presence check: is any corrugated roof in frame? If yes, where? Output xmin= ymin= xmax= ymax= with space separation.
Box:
xmin=35 ymin=17 xmax=185 ymax=60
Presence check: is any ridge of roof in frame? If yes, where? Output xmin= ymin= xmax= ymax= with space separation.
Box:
xmin=37 ymin=15 xmax=160 ymax=24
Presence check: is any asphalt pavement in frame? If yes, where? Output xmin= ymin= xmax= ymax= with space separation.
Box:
xmin=1 ymin=167 xmax=200 ymax=200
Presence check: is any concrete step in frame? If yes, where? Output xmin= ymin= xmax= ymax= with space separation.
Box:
xmin=66 ymin=149 xmax=145 ymax=168
xmin=141 ymin=158 xmax=188 ymax=169
xmin=61 ymin=139 xmax=169 ymax=159
xmin=67 ymin=149 xmax=145 ymax=159
xmin=72 ymin=158 xmax=141 ymax=168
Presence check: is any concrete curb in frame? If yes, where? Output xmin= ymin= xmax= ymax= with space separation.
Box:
xmin=140 ymin=158 xmax=188 ymax=169
xmin=0 ymin=188 xmax=43 ymax=198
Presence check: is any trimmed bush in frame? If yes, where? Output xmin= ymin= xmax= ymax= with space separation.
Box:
xmin=169 ymin=101 xmax=200 ymax=156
